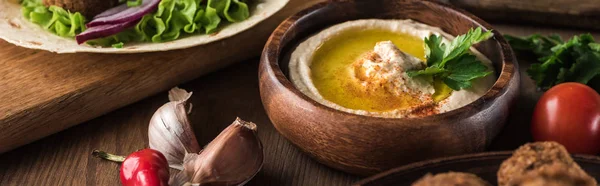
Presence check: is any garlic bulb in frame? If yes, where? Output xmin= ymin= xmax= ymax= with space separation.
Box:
xmin=172 ymin=118 xmax=264 ymax=186
xmin=149 ymin=88 xmax=264 ymax=185
xmin=148 ymin=87 xmax=202 ymax=170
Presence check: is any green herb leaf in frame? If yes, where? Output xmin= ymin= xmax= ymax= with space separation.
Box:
xmin=443 ymin=77 xmax=472 ymax=90
xmin=445 ymin=54 xmax=492 ymax=83
xmin=508 ymin=33 xmax=600 ymax=91
xmin=439 ymin=54 xmax=492 ymax=90
xmin=527 ymin=37 xmax=577 ymax=89
xmin=505 ymin=34 xmax=563 ymax=57
xmin=589 ymin=43 xmax=600 ymax=52
xmin=568 ymin=52 xmax=600 ymax=84
xmin=406 ymin=66 xmax=446 ymax=77
xmin=442 ymin=28 xmax=493 ymax=66
xmin=407 ymin=27 xmax=494 ymax=91
xmin=424 ymin=34 xmax=444 ymax=67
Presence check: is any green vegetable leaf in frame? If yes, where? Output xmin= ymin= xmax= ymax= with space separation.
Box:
xmin=86 ymin=29 xmax=140 ymax=47
xmin=508 ymin=33 xmax=600 ymax=91
xmin=406 ymin=66 xmax=446 ymax=77
xmin=127 ymin=0 xmax=142 ymax=7
xmin=112 ymin=42 xmax=124 ymax=48
xmin=424 ymin=34 xmax=444 ymax=67
xmin=407 ymin=27 xmax=494 ymax=91
xmin=505 ymin=34 xmax=563 ymax=57
xmin=198 ymin=3 xmax=223 ymax=34
xmin=134 ymin=0 xmax=250 ymax=42
xmin=21 ymin=0 xmax=86 ymax=38
xmin=445 ymin=54 xmax=492 ymax=83
xmin=440 ymin=54 xmax=491 ymax=90
xmin=589 ymin=43 xmax=600 ymax=52
xmin=527 ymin=37 xmax=577 ymax=89
xmin=441 ymin=27 xmax=493 ymax=66
xmin=568 ymin=52 xmax=600 ymax=84
xmin=223 ymin=0 xmax=250 ymax=22
xmin=443 ymin=77 xmax=472 ymax=90
xmin=20 ymin=0 xmax=250 ymax=46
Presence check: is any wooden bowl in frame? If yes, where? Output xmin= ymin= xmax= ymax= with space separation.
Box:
xmin=259 ymin=0 xmax=520 ymax=176
xmin=354 ymin=152 xmax=600 ymax=185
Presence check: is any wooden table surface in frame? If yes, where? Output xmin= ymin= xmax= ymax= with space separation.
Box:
xmin=0 ymin=23 xmax=599 ymax=185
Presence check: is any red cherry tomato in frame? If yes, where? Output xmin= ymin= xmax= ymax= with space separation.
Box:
xmin=531 ymin=82 xmax=600 ymax=154
xmin=120 ymin=149 xmax=169 ymax=186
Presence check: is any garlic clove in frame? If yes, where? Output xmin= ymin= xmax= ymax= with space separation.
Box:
xmin=148 ymin=87 xmax=202 ymax=170
xmin=175 ymin=118 xmax=264 ymax=186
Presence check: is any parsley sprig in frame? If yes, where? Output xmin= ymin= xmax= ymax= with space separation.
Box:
xmin=407 ymin=27 xmax=494 ymax=90
xmin=506 ymin=34 xmax=600 ymax=92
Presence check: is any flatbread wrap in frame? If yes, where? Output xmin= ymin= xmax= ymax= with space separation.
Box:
xmin=0 ymin=0 xmax=288 ymax=53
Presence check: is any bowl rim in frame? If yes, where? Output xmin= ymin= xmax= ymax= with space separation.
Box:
xmin=261 ymin=0 xmax=517 ymax=123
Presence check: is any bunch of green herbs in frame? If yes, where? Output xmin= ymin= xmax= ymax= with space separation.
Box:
xmin=506 ymin=34 xmax=600 ymax=91
xmin=407 ymin=27 xmax=494 ymax=91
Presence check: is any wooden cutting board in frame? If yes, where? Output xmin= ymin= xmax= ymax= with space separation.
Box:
xmin=0 ymin=0 xmax=324 ymax=153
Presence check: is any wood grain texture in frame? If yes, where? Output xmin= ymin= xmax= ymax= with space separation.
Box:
xmin=448 ymin=0 xmax=600 ymax=30
xmin=0 ymin=0 xmax=324 ymax=153
xmin=260 ymin=0 xmax=519 ymax=176
xmin=0 ymin=25 xmax=597 ymax=186
xmin=0 ymin=60 xmax=357 ymax=186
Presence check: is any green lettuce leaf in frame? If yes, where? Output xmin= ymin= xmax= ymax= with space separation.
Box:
xmin=85 ymin=29 xmax=141 ymax=47
xmin=21 ymin=0 xmax=86 ymax=37
xmin=20 ymin=0 xmax=250 ymax=47
xmin=134 ymin=0 xmax=249 ymax=43
xmin=127 ymin=0 xmax=143 ymax=7
xmin=223 ymin=0 xmax=250 ymax=22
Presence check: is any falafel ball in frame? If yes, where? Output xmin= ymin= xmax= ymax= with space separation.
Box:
xmin=507 ymin=163 xmax=596 ymax=186
xmin=497 ymin=142 xmax=590 ymax=186
xmin=43 ymin=0 xmax=120 ymax=18
xmin=412 ymin=172 xmax=492 ymax=186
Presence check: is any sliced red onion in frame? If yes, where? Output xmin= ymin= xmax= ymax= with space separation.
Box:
xmin=76 ymin=0 xmax=162 ymax=45
xmin=75 ymin=21 xmax=138 ymax=44
xmin=94 ymin=5 xmax=129 ymax=19
xmin=86 ymin=0 xmax=160 ymax=27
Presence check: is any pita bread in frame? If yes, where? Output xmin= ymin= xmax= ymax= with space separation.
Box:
xmin=0 ymin=0 xmax=288 ymax=53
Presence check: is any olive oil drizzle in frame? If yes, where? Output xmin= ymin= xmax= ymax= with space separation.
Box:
xmin=310 ymin=29 xmax=452 ymax=112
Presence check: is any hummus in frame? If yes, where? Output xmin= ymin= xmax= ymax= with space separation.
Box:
xmin=289 ymin=19 xmax=496 ymax=118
